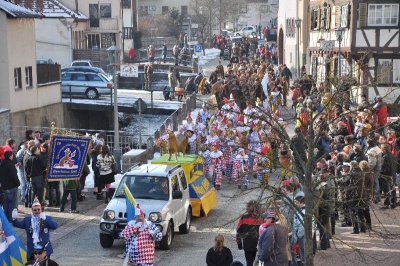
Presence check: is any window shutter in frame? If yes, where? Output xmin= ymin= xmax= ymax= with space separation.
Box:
xmin=326 ymin=5 xmax=331 ymax=29
xmin=346 ymin=4 xmax=351 ymax=28
xmin=335 ymin=5 xmax=341 ymax=28
xmin=358 ymin=3 xmax=367 ymax=28
xmin=311 ymin=10 xmax=316 ymax=30
xmin=317 ymin=7 xmax=321 ymax=29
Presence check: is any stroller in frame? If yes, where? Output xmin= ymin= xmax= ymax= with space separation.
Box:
xmin=223 ymin=48 xmax=230 ymax=61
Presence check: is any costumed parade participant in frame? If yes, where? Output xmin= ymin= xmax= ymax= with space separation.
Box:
xmin=233 ymin=148 xmax=249 ymax=189
xmin=196 ymin=102 xmax=212 ymax=125
xmin=24 ymin=242 xmax=59 ymax=266
xmin=224 ymin=129 xmax=239 ymax=182
xmin=121 ymin=205 xmax=162 ymax=266
xmin=208 ymin=142 xmax=223 ymax=190
xmin=12 ymin=198 xmax=58 ymax=260
xmin=186 ymin=125 xmax=198 ymax=155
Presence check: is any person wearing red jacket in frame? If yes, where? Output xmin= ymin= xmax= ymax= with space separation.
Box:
xmin=236 ymin=200 xmax=262 ymax=266
xmin=374 ymin=96 xmax=388 ymax=135
xmin=128 ymin=47 xmax=135 ymax=63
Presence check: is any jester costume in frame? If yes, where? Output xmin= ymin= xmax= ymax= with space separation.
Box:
xmin=121 ymin=220 xmax=162 ymax=266
xmin=232 ymin=151 xmax=249 ymax=188
xmin=209 ymin=146 xmax=223 ymax=189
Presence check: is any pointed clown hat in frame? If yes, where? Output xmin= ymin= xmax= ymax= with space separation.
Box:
xmin=135 ymin=204 xmax=145 ymax=216
xmin=32 ymin=196 xmax=41 ymax=208
xmin=229 ymin=93 xmax=235 ymax=101
xmin=187 ymin=113 xmax=192 ymax=121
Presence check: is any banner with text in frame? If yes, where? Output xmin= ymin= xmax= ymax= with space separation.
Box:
xmin=48 ymin=135 xmax=91 ymax=181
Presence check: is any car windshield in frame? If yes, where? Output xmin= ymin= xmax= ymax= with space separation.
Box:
xmin=115 ymin=175 xmax=169 ymax=201
xmin=99 ymin=73 xmax=111 ymax=81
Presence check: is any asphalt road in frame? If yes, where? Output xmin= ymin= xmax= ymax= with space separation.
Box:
xmin=48 ymin=174 xmax=282 ymax=266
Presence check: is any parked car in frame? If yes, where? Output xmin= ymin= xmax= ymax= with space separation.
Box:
xmin=99 ymin=164 xmax=192 ymax=250
xmin=233 ymin=26 xmax=257 ymax=37
xmin=36 ymin=58 xmax=55 ymax=64
xmin=61 ymin=66 xmax=107 ymax=75
xmin=61 ymin=72 xmax=113 ymax=99
xmin=70 ymin=60 xmax=95 ymax=67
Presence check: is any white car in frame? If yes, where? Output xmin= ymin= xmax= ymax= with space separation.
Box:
xmin=99 ymin=164 xmax=192 ymax=250
xmin=70 ymin=60 xmax=96 ymax=67
xmin=233 ymin=26 xmax=257 ymax=37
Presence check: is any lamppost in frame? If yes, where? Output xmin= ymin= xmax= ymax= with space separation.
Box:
xmin=295 ymin=19 xmax=302 ymax=79
xmin=107 ymin=43 xmax=121 ymax=171
xmin=187 ymin=16 xmax=192 ymax=53
xmin=335 ymin=26 xmax=344 ymax=91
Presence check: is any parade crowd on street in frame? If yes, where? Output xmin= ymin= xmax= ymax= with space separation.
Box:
xmin=1 ymin=33 xmax=400 ymax=266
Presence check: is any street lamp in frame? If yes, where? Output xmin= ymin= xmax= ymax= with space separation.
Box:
xmin=335 ymin=26 xmax=344 ymax=91
xmin=295 ymin=19 xmax=301 ymax=79
xmin=107 ymin=43 xmax=121 ymax=172
xmin=187 ymin=16 xmax=192 ymax=53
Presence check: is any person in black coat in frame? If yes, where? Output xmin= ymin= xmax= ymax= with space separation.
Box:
xmin=25 ymin=146 xmax=47 ymax=205
xmin=236 ymin=200 xmax=262 ymax=266
xmin=380 ymin=143 xmax=397 ymax=208
xmin=0 ymin=151 xmax=20 ymax=222
xmin=206 ymin=234 xmax=233 ymax=266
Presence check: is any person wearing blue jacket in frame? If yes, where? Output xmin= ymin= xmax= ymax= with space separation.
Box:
xmin=12 ymin=198 xmax=58 ymax=260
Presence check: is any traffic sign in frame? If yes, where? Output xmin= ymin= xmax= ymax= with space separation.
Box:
xmin=194 ymin=45 xmax=203 ymax=53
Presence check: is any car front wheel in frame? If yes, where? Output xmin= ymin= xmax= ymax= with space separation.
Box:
xmin=86 ymin=88 xmax=99 ymax=99
xmin=179 ymin=208 xmax=191 ymax=234
xmin=99 ymin=233 xmax=114 ymax=248
xmin=159 ymin=222 xmax=173 ymax=250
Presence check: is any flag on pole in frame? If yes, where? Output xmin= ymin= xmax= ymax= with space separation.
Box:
xmin=0 ymin=208 xmax=27 ymax=266
xmin=124 ymin=183 xmax=137 ymax=222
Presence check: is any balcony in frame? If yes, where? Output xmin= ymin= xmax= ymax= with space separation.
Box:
xmin=87 ymin=18 xmax=119 ymax=32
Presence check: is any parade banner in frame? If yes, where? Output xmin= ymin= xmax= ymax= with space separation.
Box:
xmin=48 ymin=135 xmax=91 ymax=181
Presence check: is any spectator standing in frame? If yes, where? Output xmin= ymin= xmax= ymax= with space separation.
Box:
xmin=236 ymin=200 xmax=262 ymax=266
xmin=0 ymin=151 xmax=20 ymax=222
xmin=16 ymin=138 xmax=29 ymax=203
xmin=258 ymin=210 xmax=289 ymax=266
xmin=281 ymin=64 xmax=293 ymax=84
xmin=293 ymin=196 xmax=306 ymax=265
xmin=59 ymin=179 xmax=79 ymax=213
xmin=206 ymin=234 xmax=233 ymax=266
xmin=168 ymin=67 xmax=178 ymax=100
xmin=147 ymin=45 xmax=155 ymax=62
xmin=25 ymin=146 xmax=47 ymax=205
xmin=91 ymin=144 xmax=104 ymax=200
xmin=162 ymin=42 xmax=168 ymax=63
xmin=96 ymin=145 xmax=115 ymax=203
xmin=380 ymin=143 xmax=397 ymax=209
xmin=173 ymin=44 xmax=180 ymax=64
xmin=373 ymin=96 xmax=388 ymax=135
xmin=128 ymin=47 xmax=135 ymax=63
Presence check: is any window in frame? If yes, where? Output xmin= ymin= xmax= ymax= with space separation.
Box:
xmin=312 ymin=56 xmax=318 ymax=81
xmin=100 ymin=4 xmax=111 ymax=18
xmin=394 ymin=59 xmax=400 ymax=83
xmin=122 ymin=0 xmax=130 ymax=9
xmin=87 ymin=33 xmax=100 ymax=49
xmin=61 ymin=73 xmax=72 ymax=81
xmin=179 ymin=171 xmax=187 ymax=190
xmin=340 ymin=58 xmax=350 ymax=76
xmin=25 ymin=66 xmax=32 ymax=87
xmin=100 ymin=33 xmax=116 ymax=48
xmin=89 ymin=4 xmax=99 ymax=27
xmin=377 ymin=59 xmax=392 ymax=84
xmin=368 ymin=4 xmax=399 ymax=26
xmin=340 ymin=5 xmax=349 ymax=27
xmin=162 ymin=6 xmax=169 ymax=15
xmin=14 ymin=68 xmax=22 ymax=89
xmin=311 ymin=8 xmax=319 ymax=30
